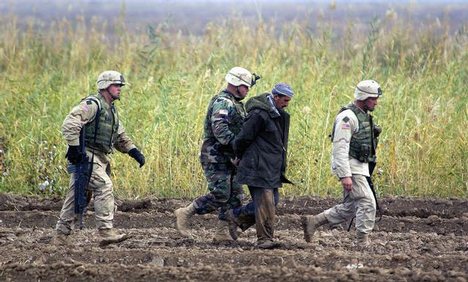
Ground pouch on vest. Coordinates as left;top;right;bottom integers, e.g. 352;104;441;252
359;144;371;162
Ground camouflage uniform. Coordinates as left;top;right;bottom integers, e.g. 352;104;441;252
194;90;246;219
56;93;137;234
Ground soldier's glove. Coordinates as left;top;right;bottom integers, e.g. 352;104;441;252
65;145;83;164
128;148;145;167
374;125;382;138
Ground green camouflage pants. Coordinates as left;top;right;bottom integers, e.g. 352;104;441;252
194;162;243;220
56;151;115;234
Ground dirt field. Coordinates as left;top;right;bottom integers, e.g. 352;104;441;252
0;193;466;281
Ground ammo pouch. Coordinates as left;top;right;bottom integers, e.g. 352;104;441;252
358;144;371;162
350;143;376;163
358;144;377;163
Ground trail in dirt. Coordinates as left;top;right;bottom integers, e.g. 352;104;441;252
0;194;466;281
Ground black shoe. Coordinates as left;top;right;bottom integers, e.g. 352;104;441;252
255;239;281;249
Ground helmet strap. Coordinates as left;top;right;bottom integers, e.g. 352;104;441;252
109;88;120;101
100;87;119;103
232;86;244;100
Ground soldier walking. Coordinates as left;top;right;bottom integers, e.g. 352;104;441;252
55;70;145;244
174;67;258;241
302;80;383;247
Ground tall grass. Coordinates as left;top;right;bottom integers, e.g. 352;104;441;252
0;11;466;199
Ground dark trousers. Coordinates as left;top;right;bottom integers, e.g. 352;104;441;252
233;186;279;241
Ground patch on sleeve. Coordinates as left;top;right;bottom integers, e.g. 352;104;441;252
342;116;350;122
218;109;228;116
341;123;351;129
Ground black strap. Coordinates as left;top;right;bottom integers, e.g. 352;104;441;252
87;98;101;171
83;98;101;208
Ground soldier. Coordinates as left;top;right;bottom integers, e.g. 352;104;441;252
55;70;146;244
302;80;382;247
226;83;294;249
174;67;258;241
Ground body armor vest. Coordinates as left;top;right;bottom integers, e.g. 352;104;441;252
84;94;119;154
333;103;377;163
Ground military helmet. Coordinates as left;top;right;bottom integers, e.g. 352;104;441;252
97;70;126;90
354;80;382;101
225;67;253;87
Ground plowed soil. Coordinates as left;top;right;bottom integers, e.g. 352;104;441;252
0;193;466;281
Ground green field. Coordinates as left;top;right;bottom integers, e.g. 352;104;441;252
0;1;467;198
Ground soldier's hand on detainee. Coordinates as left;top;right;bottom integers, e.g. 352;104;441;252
340;177;353;192
230;157;240;167
128;148;145;167
65;145;83;164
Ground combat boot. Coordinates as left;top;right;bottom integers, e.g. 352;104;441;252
356;232;371;248
174;203;196;239
99;228;129;246
301;213;328;242
52;230;70;245
225;209;240;240
212;220;232;242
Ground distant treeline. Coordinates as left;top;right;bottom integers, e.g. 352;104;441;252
1;0;466;37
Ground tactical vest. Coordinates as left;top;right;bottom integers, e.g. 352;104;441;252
332;103;377;163
84;94;119;154
203;90;246;139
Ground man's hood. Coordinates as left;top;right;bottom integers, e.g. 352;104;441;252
245;93;281;118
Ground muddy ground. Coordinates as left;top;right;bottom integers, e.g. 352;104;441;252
0;193;466;281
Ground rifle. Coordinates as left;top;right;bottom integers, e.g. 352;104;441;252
67;128;91;230
66;97;101;229
367;120;382;221
367;161;381;221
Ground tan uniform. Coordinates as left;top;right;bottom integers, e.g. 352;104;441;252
324;108;376;234
56;96;136;233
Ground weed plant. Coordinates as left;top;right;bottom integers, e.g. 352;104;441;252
0;12;466;199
